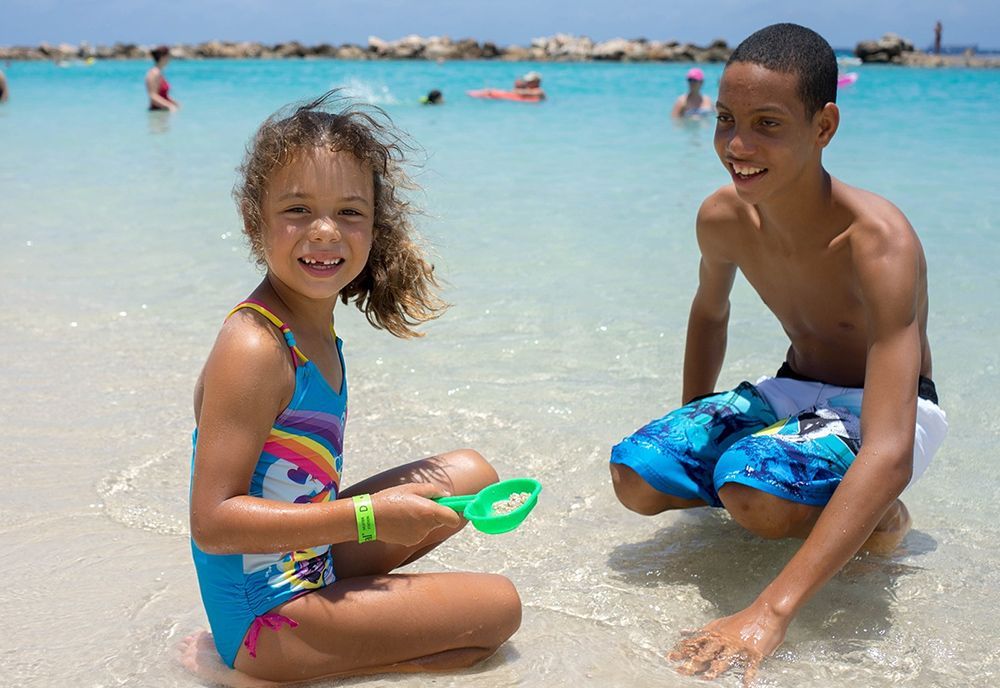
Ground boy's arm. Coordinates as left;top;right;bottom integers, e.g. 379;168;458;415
671;217;924;682
682;196;738;404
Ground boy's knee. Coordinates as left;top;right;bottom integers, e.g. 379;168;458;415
717;483;807;539
610;463;673;515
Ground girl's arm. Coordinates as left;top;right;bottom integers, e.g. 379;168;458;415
190;313;459;555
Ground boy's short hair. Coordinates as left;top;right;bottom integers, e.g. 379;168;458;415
727;23;837;117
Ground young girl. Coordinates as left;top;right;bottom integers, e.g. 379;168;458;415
184;92;522;684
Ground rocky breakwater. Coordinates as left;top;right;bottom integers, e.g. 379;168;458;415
0;34;732;62
855;33;1000;68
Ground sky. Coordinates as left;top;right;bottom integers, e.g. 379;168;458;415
2;0;997;51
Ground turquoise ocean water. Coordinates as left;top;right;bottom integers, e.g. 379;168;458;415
1;59;998;686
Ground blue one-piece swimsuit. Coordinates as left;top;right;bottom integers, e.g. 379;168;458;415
190;300;347;667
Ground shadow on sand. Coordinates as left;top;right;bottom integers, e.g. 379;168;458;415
606;508;937;643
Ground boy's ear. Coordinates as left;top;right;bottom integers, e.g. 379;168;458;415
815;102;840;148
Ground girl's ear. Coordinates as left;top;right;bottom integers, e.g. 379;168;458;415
815;102;839;148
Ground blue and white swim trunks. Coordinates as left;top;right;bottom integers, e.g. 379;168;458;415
610;364;948;507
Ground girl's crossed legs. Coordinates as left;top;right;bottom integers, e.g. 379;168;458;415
183;449;522;685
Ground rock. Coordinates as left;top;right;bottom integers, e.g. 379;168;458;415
335;44;368;60
2;33;993;66
272;41;307;58
533;34;594;61
390;34;426;59
592;38;633;61
855;33;915;63
367;36;390;56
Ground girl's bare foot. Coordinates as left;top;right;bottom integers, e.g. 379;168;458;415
177;630;278;688
861;500;911;555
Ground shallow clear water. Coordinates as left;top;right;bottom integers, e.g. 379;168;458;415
1;59;998;687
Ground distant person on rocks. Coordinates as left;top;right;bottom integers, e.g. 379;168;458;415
420;89;444;105
0;69;8;103
934;21;942;55
146;45;179;112
513;71;545;99
671;67;714;119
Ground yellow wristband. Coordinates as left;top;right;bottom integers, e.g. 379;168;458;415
352;494;376;543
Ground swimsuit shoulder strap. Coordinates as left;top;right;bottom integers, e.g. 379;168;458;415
227;299;310;366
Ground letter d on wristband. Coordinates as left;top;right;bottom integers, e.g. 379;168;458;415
352;494;376;543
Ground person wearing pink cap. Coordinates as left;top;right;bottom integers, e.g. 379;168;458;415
671;67;714;119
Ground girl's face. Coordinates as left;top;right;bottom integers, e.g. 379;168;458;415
259;147;375;302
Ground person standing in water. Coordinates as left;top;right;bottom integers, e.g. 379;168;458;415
146;45;179;112
0;69;8;103
671;67;714;119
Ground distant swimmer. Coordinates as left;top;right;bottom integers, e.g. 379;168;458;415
0;69;8;103
671;67;714;119
513;71;546;100
420;89;444;105
146;45;179;112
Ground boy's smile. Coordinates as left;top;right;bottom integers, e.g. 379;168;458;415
713;62;835;205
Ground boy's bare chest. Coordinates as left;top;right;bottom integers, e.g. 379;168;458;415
736;244;864;336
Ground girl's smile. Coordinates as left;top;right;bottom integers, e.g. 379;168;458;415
260;147;375;301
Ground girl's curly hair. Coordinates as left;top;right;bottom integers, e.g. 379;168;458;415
234;90;447;338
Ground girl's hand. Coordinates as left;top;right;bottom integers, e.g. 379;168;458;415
368;483;463;546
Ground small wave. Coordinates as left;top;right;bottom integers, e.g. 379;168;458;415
99;447;189;536
336;77;399;105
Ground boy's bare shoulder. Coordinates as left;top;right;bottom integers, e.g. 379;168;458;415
835;179;920;256
696;185;757;252
697;185;753;226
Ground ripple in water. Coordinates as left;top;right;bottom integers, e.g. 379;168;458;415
99;447;190;536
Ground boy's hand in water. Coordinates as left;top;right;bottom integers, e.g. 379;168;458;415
369;483;462;546
668;599;789;686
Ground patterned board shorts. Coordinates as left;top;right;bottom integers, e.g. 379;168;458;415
610;372;948;507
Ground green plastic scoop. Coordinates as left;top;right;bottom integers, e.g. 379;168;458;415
433;477;542;534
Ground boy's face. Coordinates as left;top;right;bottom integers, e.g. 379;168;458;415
713;62;836;205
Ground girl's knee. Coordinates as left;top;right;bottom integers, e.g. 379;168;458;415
441;448;499;489
480;574;522;644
